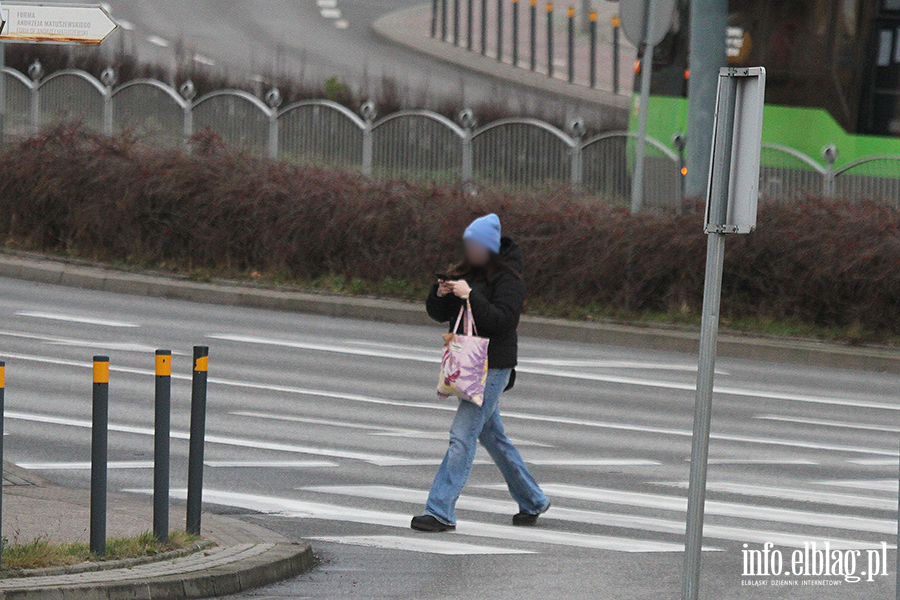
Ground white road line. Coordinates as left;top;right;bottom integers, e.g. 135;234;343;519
320;8;341;19
146;35;170;47
16;461;153;470
528;459;660;466
233;411;552;447
334;19;349;29
193;54;216;67
849;459;899;466
15;312;138;328
757;414;900;433
311;535;534;555
304;485;891;549
699;459;819;465
4;352;897;458
118;20;135;31
0;330;167;353
5;410;412;466
519;358;724;373
518;484;896;535
657;482;898;512
316;0;338;7
814;480;897;493
125;488;693;553
204;460;337;468
207;335;897;412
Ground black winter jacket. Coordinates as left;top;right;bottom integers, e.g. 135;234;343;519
425;237;525;371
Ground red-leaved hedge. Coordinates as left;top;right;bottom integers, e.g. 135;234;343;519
2;126;900;335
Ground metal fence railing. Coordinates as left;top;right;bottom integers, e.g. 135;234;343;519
4;64;900;209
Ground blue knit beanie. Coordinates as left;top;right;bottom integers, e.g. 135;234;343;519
463;213;502;254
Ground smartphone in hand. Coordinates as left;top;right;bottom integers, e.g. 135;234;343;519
435;273;449;281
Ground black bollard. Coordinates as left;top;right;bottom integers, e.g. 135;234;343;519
153;350;171;544
186;346;209;536
90;356;109;556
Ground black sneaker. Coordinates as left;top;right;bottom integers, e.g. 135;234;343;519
411;515;455;532
512;501;551;526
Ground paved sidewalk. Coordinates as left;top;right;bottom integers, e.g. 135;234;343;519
0;463;315;599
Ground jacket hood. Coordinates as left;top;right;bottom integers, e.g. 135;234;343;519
499;236;523;275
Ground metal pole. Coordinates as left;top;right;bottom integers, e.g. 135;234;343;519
0;44;6;146
90;356;109;556
580;0;592;31
453;0;460;44
0;361;5;567
630;0;659;214
481;0;488;55
432;0;439;37
589;11;597;88
686;0;727;197
497;0;504;61
567;6;575;83
186;346;209;536
467;0;474;49
612;16;620;94
530;0;537;70
682;74;736;600
547;3;554;78
153;350;171;544
512;0;520;66
441;0;448;40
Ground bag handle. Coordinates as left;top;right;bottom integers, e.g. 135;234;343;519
451;299;478;337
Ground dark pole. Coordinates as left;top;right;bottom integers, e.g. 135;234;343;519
153;350;171;544
90;356;109;556
496;0;504;62
186;346;209;536
567;5;575;83
431;0;438;37
589;10;597;87
467;0;474;49
453;0;460;44
512;0;520;66
612;15;620;95
547;3;554;79
441;0;448;40
481;0;488;55
530;0;537;70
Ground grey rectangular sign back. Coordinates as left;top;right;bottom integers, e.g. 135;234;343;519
704;67;766;235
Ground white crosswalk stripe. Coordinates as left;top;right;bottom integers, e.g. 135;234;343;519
657;481;897;511
309;535;535;555
304;485;891;549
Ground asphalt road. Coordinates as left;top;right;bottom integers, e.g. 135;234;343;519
98;0;616;124
0;276;898;599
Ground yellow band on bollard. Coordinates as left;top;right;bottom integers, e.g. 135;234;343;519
93;360;109;384
612;15;620;27
0;364;5;389
590;11;597;22
194;356;209;372
547;2;553;11
567;6;574;17
156;354;171;377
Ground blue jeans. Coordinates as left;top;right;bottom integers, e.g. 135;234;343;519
425;368;549;526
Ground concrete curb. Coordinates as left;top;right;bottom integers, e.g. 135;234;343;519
0;543;315;600
371;5;630;119
1;252;898;373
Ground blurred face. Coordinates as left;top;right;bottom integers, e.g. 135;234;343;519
465;239;491;267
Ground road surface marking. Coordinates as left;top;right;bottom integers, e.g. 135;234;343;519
4;410;412;466
233;411;551;447
17;461;153;470
125;488;694;553
316;0;338;6
756;414;900;433
304;485;891;548
118;20;135;31
5;352;897;457
698;459;818;465
207;334;897;412
204;460;338;468
310;535;534;555
656;481;897;511
814;480;897;492
527;458;660;466
849;458;899;466
146;35;170;47
334;19;349;29
518;358;725;373
509;484;897;535
320;8;341;19
0;330;164;353
193;54;216;67
15;312;138;328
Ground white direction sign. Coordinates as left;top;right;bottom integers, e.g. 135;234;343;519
0;2;117;45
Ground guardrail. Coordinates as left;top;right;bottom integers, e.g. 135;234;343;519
3;63;900;208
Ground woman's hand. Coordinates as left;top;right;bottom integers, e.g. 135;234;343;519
448;280;472;299
436;281;454;297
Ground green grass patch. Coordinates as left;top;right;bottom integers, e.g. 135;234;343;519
2;531;201;571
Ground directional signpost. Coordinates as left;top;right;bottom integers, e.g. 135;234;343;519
681;67;766;600
619;0;676;213
0;2;116;142
0;2;116;44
